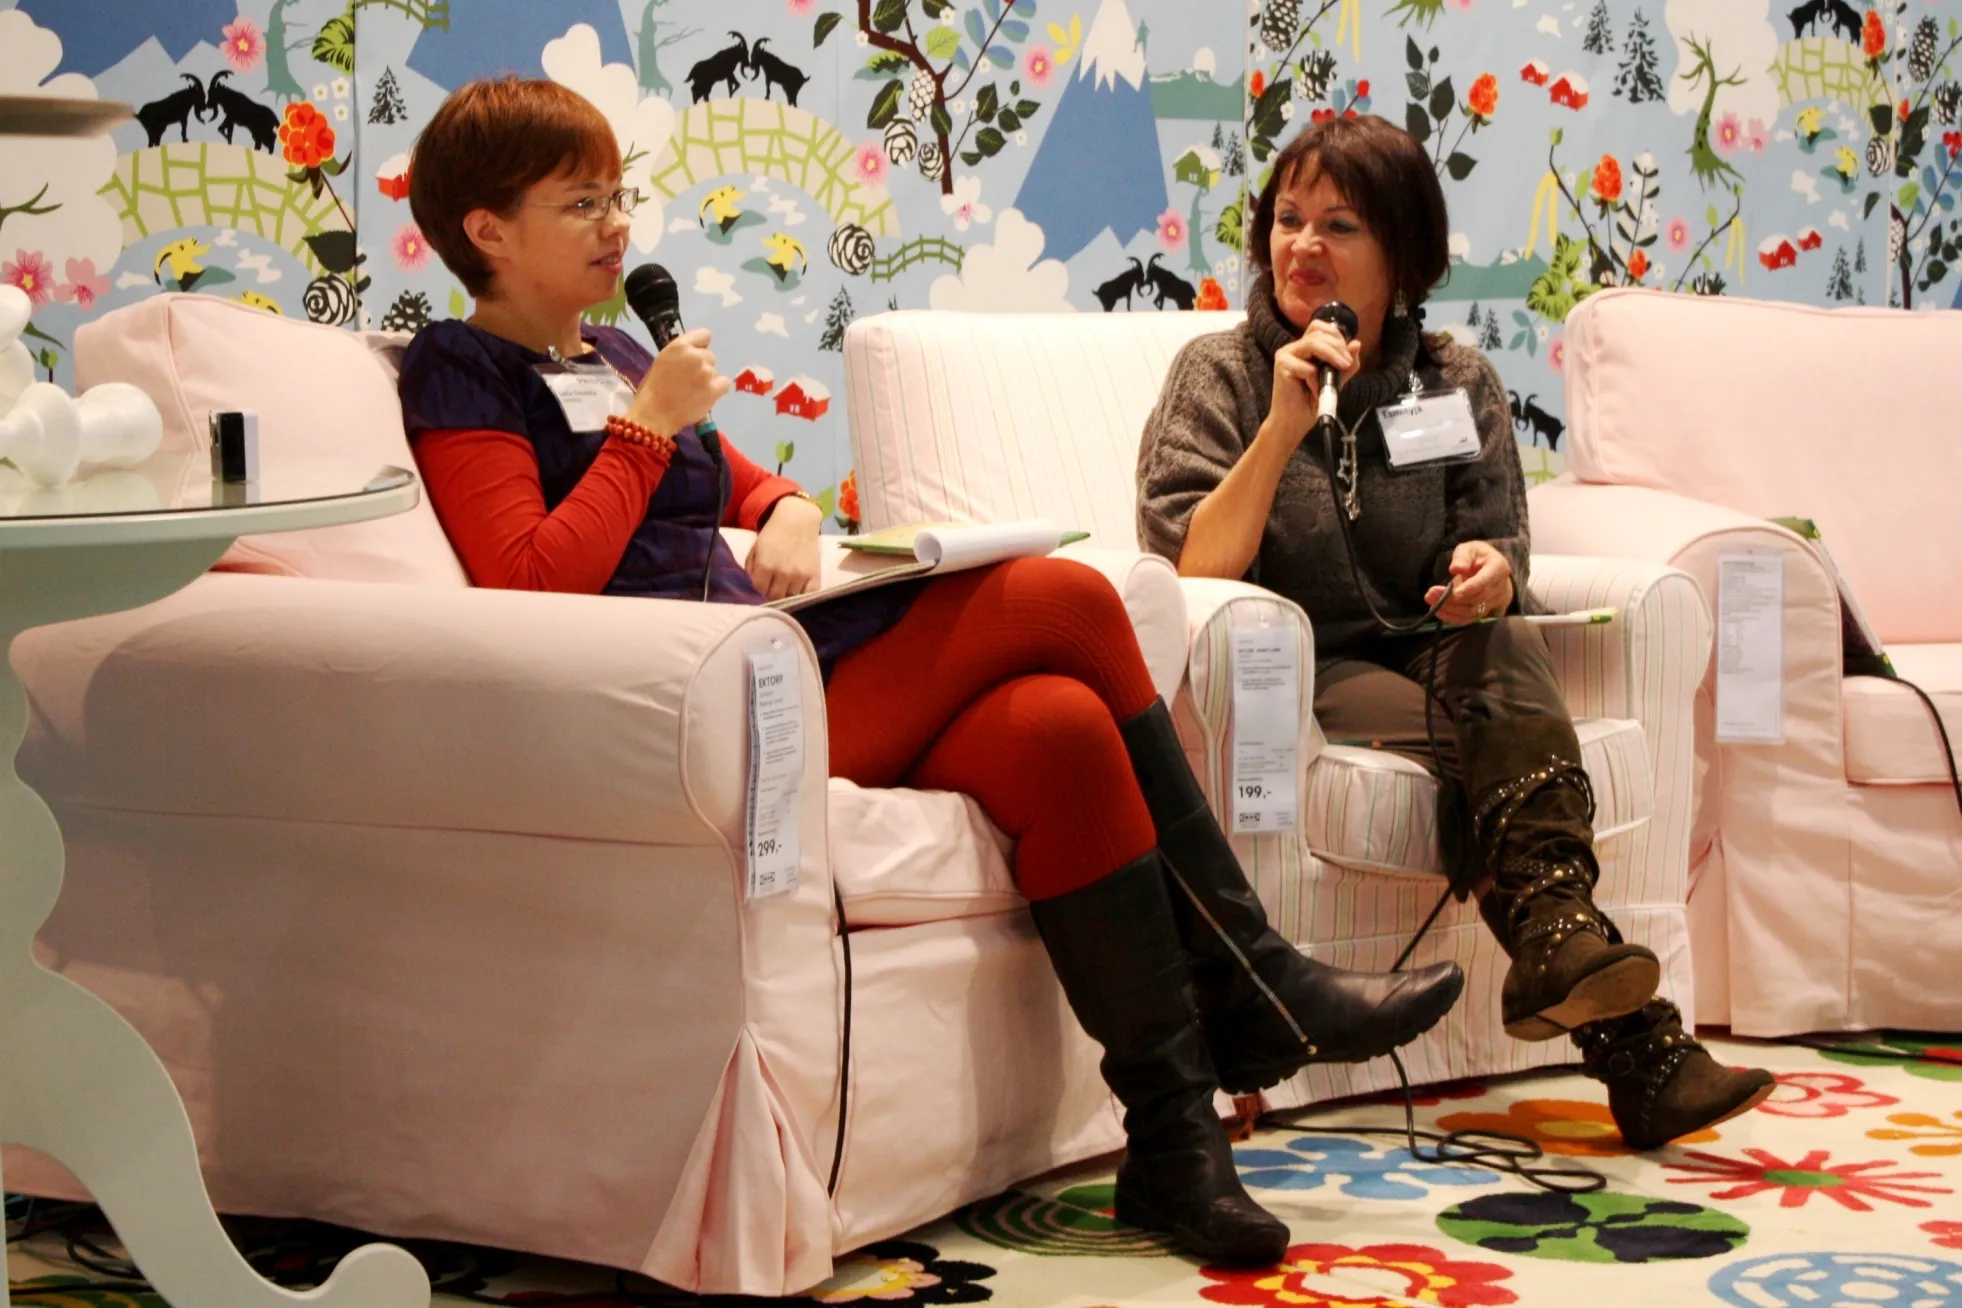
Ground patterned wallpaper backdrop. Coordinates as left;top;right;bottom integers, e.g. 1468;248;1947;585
6;0;1958;518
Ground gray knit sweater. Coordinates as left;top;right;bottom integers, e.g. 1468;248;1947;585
1136;274;1530;655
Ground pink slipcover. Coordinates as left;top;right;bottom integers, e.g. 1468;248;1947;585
1843;645;1962;785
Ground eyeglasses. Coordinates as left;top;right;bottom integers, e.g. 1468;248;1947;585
534;187;644;222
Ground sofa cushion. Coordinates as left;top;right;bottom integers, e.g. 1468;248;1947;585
74;295;466;587
1305;716;1652;877
829;779;1021;927
1843;644;1962;786
1563;290;1962;644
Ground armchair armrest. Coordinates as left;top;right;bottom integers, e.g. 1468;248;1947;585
14;570;827;854
1172;577;1320;815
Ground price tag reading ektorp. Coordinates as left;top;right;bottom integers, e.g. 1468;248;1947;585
1378;389;1482;470
1230;628;1300;835
746;648;804;900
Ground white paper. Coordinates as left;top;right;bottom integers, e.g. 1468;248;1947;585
1378;390;1482;469
746;648;804;899
911;519;1065;571
1715;550;1785;745
1230;627;1300;834
540;368;634;433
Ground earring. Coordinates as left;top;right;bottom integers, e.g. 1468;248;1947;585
1392;291;1409;319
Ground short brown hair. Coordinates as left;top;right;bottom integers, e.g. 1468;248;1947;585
1249;115;1450;311
409;77;620;297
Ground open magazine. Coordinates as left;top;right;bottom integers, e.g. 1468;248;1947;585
1770;516;1896;679
766;520;1090;613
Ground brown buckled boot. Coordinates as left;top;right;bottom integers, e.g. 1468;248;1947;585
1465;718;1661;1041
1574;999;1776;1150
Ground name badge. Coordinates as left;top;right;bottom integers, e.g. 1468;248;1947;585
538;362;634;433
1377;388;1481;470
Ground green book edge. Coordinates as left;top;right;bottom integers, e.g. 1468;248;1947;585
840;526;1092;556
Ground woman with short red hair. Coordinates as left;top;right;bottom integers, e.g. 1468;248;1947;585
396;77;1463;1264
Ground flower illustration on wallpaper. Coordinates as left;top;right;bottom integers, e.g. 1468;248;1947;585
220;17;266;72
1025;47;1054;88
853;142;888;187
391;224;431;272
3;250;54;309
1667;216;1692;251
1869;1110;1962;1157
1759;1071;1899;1119
52;258;107;310
1863;7;1887;60
1825;144;1862;194
1713;112;1742;156
280;101;338;172
1590;154;1623;205
1794;106;1836;154
1438;1098;1715;1159
807;1239;995;1305
1197;276;1229;310
1467;72;1499;123
1200;1243;1517;1308
1549;338;1566;371
1157;208;1187;253
1928;1221;1962;1251
1235;1135;1495;1200
941;177;990;232
1666;1147;1951;1211
786;0;817;13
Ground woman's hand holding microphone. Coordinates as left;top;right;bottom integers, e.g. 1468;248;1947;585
625;327;729;440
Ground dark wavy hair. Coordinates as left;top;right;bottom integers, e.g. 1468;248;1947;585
1248;115;1451;312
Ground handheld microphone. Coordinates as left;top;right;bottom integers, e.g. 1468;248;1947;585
1309;300;1360;426
623;263;721;462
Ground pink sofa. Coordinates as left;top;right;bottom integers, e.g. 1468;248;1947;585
1530;289;1962;1037
4;294;1201;1295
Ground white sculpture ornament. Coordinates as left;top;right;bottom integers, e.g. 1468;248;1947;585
0;285;164;488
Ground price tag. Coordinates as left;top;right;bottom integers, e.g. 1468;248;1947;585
1377;389;1482;469
746;647;804;900
1230;627;1300;834
1715;550;1785;745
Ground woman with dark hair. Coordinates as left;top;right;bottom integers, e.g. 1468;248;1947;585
1136;115;1773;1149
393;78;1464;1264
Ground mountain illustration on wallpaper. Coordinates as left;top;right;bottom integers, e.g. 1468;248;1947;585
1012;0;1169;265
19;0;235;78
1429;253;1553;302
1149;70;1246;121
408;0;633;88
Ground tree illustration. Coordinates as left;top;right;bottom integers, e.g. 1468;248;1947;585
368;67;407;125
839;0;1046;196
1613;9;1665;104
1678;34;1745;189
1480;307;1503;350
1223;130;1247;177
1582;1;1613;56
1828;245;1854;300
818;285;854;352
263;0;311;101
635;0;698;98
1465;299;1481;329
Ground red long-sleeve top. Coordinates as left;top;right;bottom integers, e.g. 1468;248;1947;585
411;427;801;593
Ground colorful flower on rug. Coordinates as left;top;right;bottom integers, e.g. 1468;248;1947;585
1869;1110;1962;1157
1665;1147;1952;1212
1760;1071;1900;1118
1927;1221;1962;1251
7;1276;167;1305
1709;1252;1962;1307
1199;1242;1516;1307
1355;1077;1489;1109
1819;1035;1962;1083
1434;1098;1716;1157
807;1240;995;1305
1435;1191;1749;1264
954;1183;1177;1258
1234;1135;1496;1200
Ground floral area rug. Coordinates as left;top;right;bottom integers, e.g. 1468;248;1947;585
8;1033;1960;1308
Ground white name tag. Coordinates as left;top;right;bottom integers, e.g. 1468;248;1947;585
1715;550;1786;745
1378;389;1482;469
746;648;804;900
1230;627;1300;835
540;365;634;433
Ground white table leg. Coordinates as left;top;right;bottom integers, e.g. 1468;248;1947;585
0;540;430;1308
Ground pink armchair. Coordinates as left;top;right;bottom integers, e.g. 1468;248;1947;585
1529;288;1962;1037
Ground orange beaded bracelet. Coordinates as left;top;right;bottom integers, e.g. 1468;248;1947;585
604;414;676;458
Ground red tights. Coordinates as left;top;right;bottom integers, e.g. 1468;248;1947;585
826;557;1161;901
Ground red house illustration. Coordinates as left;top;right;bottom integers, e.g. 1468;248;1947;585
1797;227;1823;252
1549;72;1589;109
735;365;776;396
776;377;831;421
1758;235;1799;270
1521;59;1551;87
375;152;411;202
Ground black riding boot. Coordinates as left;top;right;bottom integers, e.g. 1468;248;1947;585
1464;717;1661;1041
1574;999;1775;1150
1118;701;1465;1094
1029;853;1289;1265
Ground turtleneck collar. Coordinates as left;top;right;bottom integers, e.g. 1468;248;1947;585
1246;271;1423;425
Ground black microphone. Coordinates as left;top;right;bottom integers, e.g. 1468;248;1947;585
1310;300;1360;426
623;263;722;462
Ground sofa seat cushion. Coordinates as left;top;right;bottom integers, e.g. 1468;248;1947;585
1305;716;1653;877
829;779;1021;927
1844;644;1962;785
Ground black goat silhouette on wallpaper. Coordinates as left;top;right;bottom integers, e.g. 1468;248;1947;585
688;33;750;103
135;73;206;147
203;71;280;153
746;39;808;107
1509;390;1565;451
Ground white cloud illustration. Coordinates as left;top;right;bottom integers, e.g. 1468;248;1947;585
695;265;741;306
767;194;808;227
1792;170;1820;203
929;209;1073;313
543;23;675;254
0;10;124;287
1538;15;1562;36
756;313;788;337
1665;0;1781;130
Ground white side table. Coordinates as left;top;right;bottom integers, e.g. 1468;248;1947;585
0;454;430;1307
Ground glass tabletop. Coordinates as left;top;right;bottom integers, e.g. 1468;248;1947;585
0;453;414;520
